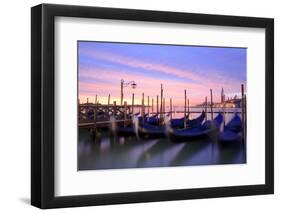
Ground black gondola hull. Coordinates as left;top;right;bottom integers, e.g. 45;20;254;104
168;129;215;143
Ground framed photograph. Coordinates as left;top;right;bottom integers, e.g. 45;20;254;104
31;4;274;209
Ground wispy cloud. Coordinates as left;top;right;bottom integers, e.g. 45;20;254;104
79;67;241;105
79;48;244;90
78;43;246;105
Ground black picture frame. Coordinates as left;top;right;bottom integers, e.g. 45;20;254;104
31;3;274;209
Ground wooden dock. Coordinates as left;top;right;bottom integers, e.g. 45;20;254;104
79;119;132;128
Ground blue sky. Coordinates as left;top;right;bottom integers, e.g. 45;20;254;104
78;41;246;105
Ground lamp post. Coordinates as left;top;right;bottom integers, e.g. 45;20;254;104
120;79;137;106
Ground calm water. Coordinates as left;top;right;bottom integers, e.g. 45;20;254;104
78;111;246;170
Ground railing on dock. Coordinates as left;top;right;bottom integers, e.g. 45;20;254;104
78;105;244;129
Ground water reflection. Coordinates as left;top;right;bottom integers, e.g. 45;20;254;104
78;128;246;170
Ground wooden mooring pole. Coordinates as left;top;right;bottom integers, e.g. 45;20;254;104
120;80;124;106
152;98;154;114
131;93;135;115
222;88;226;127
160;84;163;121
148;96;150;116
107;94;110;118
188;98;190;116
184;89;187;128
244;94;247;141
124;101;127;127
163;98;166;115
210;89;213;120
113;101;117;116
142;93;145;122
163;98;166;116
170;98;172;119
205;96;208;121
94;95;98;130
241;84;245;143
156;95;159;115
244;95;247;132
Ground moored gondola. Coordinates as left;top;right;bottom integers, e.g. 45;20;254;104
168;113;223;142
146;113;160;125
112;112;142;136
186;111;206;128
170;111;205;129
170;115;189;128
137;114;169;139
218;113;242;146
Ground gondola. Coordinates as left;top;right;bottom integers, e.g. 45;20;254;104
113;113;143;136
168;113;223;142
170;111;205;129
146;113;160;125
137;113;168;138
218;113;242;145
170;115;189;128
186;111;206;128
138;123;167;139
146;113;173;126
138;111;206;139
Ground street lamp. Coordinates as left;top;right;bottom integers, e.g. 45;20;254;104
121;79;137;105
121;79;137;88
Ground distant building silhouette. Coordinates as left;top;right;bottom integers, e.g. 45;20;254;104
196;96;242;108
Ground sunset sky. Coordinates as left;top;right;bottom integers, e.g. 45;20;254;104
78;41;246;106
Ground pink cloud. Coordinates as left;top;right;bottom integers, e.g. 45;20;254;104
79;68;235;105
79;48;243;90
